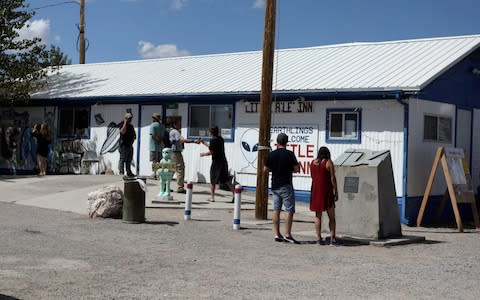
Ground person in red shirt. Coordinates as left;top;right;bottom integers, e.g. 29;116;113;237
310;146;339;246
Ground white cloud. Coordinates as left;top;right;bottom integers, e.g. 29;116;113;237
16;19;51;44
171;0;188;11
138;41;191;59
253;0;265;9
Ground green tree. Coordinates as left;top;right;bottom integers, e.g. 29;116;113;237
0;0;70;105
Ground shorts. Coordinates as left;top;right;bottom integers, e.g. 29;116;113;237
150;151;162;162
272;184;295;213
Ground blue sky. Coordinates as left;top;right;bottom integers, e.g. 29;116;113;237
22;0;480;64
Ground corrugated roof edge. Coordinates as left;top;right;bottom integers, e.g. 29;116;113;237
60;34;480;68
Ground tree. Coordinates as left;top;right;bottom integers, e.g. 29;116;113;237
0;0;70;105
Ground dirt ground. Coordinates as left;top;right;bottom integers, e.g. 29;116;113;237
1;195;480;299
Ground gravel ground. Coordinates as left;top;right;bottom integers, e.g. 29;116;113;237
1;197;480;300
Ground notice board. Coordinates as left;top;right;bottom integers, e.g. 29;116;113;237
416;147;479;232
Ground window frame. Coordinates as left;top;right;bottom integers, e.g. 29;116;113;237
326;108;362;144
188;103;234;142
57;106;91;139
423;113;452;143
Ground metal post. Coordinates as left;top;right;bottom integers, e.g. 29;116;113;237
184;181;193;220
233;185;242;230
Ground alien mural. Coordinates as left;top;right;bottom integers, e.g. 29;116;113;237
239;128;259;173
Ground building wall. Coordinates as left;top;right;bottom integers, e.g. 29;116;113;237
473;108;480;193
89;104;139;174
225;99;405;194
0;106;56;173
407;98;456;197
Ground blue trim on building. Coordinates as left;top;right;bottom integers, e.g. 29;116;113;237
405;195;480;226
27;90;411;107
454;107;458;146
419;47;480;109
469;110;474;171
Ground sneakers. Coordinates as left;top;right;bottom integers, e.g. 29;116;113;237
177;188;186;194
330;239;339;247
274;235;284;242
283;236;300;244
316;239;326;245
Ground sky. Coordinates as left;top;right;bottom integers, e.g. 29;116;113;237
21;0;480;64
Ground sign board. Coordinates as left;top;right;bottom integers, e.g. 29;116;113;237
235;124;318;176
417;147;479;232
444;147;467;185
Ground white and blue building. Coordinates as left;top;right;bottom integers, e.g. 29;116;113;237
1;34;480;225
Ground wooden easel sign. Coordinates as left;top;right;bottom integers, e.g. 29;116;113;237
416;147;480;232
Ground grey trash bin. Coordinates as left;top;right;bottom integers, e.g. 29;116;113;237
123;177;146;223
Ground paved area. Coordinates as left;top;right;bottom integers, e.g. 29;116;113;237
0;174;424;245
0;174;283;218
1;175;480;299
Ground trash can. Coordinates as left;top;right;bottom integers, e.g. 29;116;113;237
123;177;146;223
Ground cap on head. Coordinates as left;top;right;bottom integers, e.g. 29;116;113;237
152;113;161;121
277;133;288;145
124;112;133;119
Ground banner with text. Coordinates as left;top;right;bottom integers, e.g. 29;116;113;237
235;124;318;176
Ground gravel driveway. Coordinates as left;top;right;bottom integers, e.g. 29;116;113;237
1;175;480;299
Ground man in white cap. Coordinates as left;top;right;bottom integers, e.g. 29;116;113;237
119;112;136;177
149;112;165;179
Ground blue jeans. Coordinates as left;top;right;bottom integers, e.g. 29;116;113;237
272;184;295;213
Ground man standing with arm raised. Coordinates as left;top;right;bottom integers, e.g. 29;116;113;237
119;113;136;178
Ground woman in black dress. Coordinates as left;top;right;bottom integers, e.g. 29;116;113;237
200;126;235;202
33;123;52;176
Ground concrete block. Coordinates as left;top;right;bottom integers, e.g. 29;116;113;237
332;149;402;239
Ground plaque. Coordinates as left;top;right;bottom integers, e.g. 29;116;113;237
344;176;359;193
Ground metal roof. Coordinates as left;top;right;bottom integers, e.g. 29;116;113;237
32;35;480;99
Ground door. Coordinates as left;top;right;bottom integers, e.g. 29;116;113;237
139;105;163;176
456;108;472;166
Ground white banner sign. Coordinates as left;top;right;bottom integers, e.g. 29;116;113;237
235;124;318;176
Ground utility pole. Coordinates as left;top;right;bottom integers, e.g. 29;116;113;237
79;0;86;64
255;0;276;220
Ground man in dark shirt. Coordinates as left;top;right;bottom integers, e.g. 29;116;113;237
264;133;300;244
200;126;234;202
119;113;136;177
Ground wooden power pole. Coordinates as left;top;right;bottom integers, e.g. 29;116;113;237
79;0;86;64
255;0;276;220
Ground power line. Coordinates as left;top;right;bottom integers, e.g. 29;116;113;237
32;1;79;11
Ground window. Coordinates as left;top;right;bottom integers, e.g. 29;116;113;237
423;114;452;143
326;108;361;143
189;104;234;140
58;106;90;138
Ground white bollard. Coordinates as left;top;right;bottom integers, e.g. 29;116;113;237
233;184;242;230
184;181;193;220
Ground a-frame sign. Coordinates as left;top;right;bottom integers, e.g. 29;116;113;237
416;147;480;232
